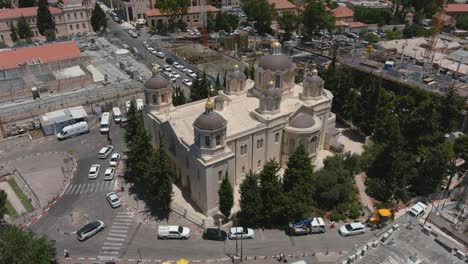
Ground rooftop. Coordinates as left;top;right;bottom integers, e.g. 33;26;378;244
0;41;81;69
445;4;468;13
331;6;354;18
39;106;87;126
151;81;331;146
0;6;62;20
268;0;298;10
146;5;218;17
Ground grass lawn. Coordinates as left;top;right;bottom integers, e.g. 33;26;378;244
7;179;34;213
5;199;18;219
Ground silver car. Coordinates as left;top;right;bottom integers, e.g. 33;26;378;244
98;145;114;159
77;220;105;241
103;167;115;181
88;164;100;179
106;192;121;208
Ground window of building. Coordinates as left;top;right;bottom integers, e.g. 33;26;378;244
288;139;295;155
82;23;86;28
257;139;263;149
161;93;166;103
205;136;210;147
70;24;73;30
55;28;58;33
242;166;245;173
67;14;71;19
0;35;3;41
76;23;80;29
257;160;261;167
80;12;83;19
275;75;281;87
275;133;280;143
241;144;247;155
74;13;77;19
152;94;157;104
216;135;221;146
218;171;223;182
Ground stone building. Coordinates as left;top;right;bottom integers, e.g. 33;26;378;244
143;41;338;216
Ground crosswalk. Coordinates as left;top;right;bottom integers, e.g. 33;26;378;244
63;180;117;195
98;211;134;260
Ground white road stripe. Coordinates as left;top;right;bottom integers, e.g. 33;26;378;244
96;182;102;192
116;211;132;215
64;185;74;195
90;183;97;192
74;184;83;194
100;181;108;191
107;180;114;190
108;233;127;238
106;237;125;241
69;185;78;195
114;218;132;222
80;184;88;194
111;225;131;229
115;214;133;218
101;246;121;250
104;242;123;246
99;251;119;255
110;229;129;233
84;183;91;193
112;222;132;226
98;256;115;260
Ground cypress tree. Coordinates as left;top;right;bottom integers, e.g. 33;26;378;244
91;2;107;32
37;0;56;41
10;23;18;43
124;99;140;144
218;172;233;218
16;16;33;42
239;171;262;226
18;0;34;7
259;160;286;226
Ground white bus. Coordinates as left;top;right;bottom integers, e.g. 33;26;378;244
100;112;111;134
112;107;122;123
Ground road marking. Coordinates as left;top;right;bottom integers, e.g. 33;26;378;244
98;256;116;260
104;242;123;246
96;182;103;192
79;183;87;194
106;237;125;241
99;250;120;255
102;246;121;250
114;219;133;223
90;182;97;192
116;211;132;215
115;214;133;218
112;222;132;226
107;180;114;190
111;225;131;229
108;233;127;238
74;184;83;194
65;185;75;195
110;229;129;233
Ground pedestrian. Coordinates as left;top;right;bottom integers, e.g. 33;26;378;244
64;248;70;258
330;221;335;229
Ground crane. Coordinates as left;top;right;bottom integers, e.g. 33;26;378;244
422;0;448;73
200;0;208;46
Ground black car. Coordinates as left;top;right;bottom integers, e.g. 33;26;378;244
202;228;227;241
166;58;174;65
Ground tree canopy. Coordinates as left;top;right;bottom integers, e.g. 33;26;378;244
278;11;299;41
18;0;34;8
242;0;275;34
37;0;56;41
301;0;335;37
0;225;56;263
0;190;6;219
0;0;10;9
155;0;190;18
218;172;233;218
91;3;107;32
16;16;33;42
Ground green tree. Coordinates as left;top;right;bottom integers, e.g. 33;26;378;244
190;71;210;101
364;32;379;43
354;7;393;26
278;11;299;41
259;160;286;226
172;86;187;106
124;99;139;144
16;16;33;42
143;141;175;218
456;15;468;30
0;190;6;219
218;172;233;218
302;0;335;37
0;0;10;9
155;0;190;19
0;225;56;263
455;134;468;160
242;0;275;34
215;12;229;32
436;88;464;133
238;171;262;226
385;29;402;40
37;0;56;41
91;2;107;32
18;0;34;7
10;23;18;43
282;144;315;221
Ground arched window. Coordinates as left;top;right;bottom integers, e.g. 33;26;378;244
299;138;308;151
257;160;261;167
275;132;280;143
152;94;157;104
310;136;318;153
242;166;245;174
218;171;223;183
274;98;281;110
275;74;281;88
216;135;221;146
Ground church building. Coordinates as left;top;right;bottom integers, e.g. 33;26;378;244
143;40;338;216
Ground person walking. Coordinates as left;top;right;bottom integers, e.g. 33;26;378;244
64;248;70;258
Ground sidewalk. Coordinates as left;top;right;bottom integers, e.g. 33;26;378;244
354;172;375;213
0;181;27;215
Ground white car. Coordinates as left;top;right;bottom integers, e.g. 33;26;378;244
174;62;183;69
151;50;158;55
103;167;115;181
106;192;121;208
77;220;105;241
163;65;172;72
98;145;114;159
148;47;155;52
339;222;367;237
109;153;121;167
182;79;192;86
156;52;165;58
179;65;186;72
171;72;180;79
228;227;254;240
186;69;197;78
158;225;191;240
88;164;100;179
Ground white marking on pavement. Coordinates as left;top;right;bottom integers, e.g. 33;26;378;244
100;250;119;255
116;211;132;215
115;214;133;218
64;185;74;195
111;222;132;227
106;237;125;241
98;256;116;260
90;183;97;192
101;246;121;250
108;233;127;238
104;242;123;246
79;184;88;194
114;218;132;222
96;182;103;192
110;229;129;233
107;180;114;190
74;184;83;194
111;225;131;229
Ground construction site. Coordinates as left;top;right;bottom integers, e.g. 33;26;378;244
0;37;151;138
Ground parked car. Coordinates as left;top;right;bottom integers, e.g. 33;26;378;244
148;47;155;52
202;228;227;241
109;153;121;167
88;164;100;179
186;69;197;78
171;72;180;79
77;220;105;241
103;168;115;181
156;52;165;58
158;225;190;240
106;192;121;208
338;222;367;237
182;79;192;86
228;227;254;240
165;58;174;65
179;65;186;72
98;145;114;159
163;65;172;72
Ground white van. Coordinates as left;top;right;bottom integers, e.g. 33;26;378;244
136;99;144;111
57;121;89;140
112;107;122;124
100;112;111;134
158;225;190;240
408;202;427;219
310;217;326;233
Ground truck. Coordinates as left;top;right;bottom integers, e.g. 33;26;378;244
287;217;326;236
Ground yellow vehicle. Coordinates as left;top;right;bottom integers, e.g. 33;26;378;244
367;209;394;230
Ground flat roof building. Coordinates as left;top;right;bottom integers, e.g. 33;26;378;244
39;106;88;136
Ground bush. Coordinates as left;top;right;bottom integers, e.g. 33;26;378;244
329;211;345;222
349;208;361;219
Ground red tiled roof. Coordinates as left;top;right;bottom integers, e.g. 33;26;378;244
335;20;349;27
146;5;219;17
0;7;62;21
348;21;367;28
0;41;81;69
268;0;297;10
445;4;468;13
331;6;354;18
